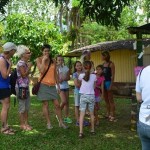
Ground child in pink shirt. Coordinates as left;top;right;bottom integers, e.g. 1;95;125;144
94;65;105;125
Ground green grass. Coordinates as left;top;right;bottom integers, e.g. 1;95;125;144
0;95;141;150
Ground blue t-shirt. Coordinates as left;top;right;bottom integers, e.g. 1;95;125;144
0;55;10;89
73;72;80;94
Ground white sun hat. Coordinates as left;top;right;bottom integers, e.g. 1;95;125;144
2;42;17;51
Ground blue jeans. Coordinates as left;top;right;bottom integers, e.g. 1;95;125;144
137;121;150;150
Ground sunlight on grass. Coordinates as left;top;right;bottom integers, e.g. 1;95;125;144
104;133;117;138
22;129;39;135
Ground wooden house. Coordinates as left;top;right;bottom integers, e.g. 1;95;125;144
66;39;150;96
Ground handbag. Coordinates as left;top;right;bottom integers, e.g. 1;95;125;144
32;61;51;95
18;87;29;99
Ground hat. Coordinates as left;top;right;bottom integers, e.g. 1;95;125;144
2;42;17;52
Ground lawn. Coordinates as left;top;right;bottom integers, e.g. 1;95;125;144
0;94;141;150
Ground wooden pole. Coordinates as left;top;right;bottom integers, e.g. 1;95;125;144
136;33;143;66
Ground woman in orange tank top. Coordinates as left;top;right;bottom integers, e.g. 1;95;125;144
36;44;67;129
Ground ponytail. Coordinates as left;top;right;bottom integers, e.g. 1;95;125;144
83;70;90;81
83;61;92;82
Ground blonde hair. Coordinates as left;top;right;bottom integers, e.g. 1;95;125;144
17;45;29;57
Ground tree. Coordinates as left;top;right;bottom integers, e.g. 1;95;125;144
52;0;131;28
3;14;63;61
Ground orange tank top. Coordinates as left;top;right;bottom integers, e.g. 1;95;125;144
40;64;56;86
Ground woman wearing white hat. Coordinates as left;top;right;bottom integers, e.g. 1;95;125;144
15;45;32;131
0;42;17;135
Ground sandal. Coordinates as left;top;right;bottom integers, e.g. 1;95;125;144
59;123;68;129
79;133;84;139
90;131;96;135
25;125;32;131
1;127;15;135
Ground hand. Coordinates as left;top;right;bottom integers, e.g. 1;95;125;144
7;59;12;67
108;85;112;91
57;86;61;94
42;55;49;63
59;78;63;83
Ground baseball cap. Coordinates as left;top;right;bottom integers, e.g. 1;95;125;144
2;42;17;52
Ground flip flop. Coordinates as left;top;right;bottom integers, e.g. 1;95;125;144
79;133;84;139
1;128;15;135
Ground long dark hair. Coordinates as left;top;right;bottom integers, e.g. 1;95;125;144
83;61;92;82
74;61;82;73
101;51;110;62
96;65;104;76
41;44;53;65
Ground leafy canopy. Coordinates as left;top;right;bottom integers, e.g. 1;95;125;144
4;14;62;61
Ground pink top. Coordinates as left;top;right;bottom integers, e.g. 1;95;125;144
94;75;105;97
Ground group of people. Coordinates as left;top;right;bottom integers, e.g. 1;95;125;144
0;42;116;138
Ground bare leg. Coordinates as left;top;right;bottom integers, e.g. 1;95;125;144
104;90;110;116
79;111;85;134
75;106;79;122
108;91;115;118
64;90;69;118
59;91;67;113
1;97;10;129
53;99;67;128
42;101;51;125
89;111;95;132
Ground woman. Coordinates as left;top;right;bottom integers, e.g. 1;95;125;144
101;51;116;121
36;44;67;129
0;42;17;134
16;45;32;131
80;50;95;73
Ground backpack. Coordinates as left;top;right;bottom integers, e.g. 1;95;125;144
10;68;17;95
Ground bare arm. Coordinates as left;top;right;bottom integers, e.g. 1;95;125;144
101;80;104;99
136;92;142;102
36;57;46;74
74;78;81;88
110;62;115;83
0;59;11;79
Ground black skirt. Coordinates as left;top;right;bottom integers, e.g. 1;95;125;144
0;88;11;100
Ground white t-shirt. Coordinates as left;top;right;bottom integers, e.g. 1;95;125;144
58;65;69;89
79;73;96;94
136;66;150;125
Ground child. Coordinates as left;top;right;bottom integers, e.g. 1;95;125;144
94;65;105;126
56;55;72;124
78;61;96;138
73;61;82;126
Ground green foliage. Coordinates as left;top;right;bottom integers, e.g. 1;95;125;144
0;0;10;13
4;14;63;61
0;96;141;150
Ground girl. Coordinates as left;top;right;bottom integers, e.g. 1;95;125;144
101;51;116;122
73;61;82;126
94;65;105;126
36;44;67;129
78;61;96;138
16;45;32;131
56;55;72;124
